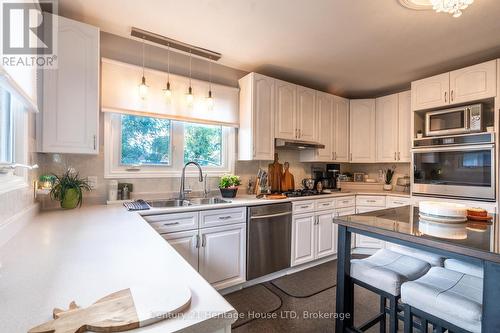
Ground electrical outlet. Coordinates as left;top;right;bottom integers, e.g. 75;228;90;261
87;176;98;190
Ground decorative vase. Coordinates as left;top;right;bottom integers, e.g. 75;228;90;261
61;188;80;209
383;184;393;191
220;187;238;198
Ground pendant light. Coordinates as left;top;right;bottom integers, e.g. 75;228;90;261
163;42;172;99
206;56;214;109
138;37;148;100
186;49;194;105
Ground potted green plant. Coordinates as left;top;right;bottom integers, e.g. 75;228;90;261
384;166;395;191
50;170;91;209
218;174;241;198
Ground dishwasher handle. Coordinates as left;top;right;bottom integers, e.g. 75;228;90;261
250;211;292;220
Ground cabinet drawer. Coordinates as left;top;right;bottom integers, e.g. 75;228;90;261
199;207;247;228
335;196;356;208
386;196;410;208
293;200;315;213
356;195;386;207
315;198;335;211
335;207;356;217
144;211;199;233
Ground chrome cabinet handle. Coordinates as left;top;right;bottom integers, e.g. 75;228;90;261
195;234;200;248
300;205;310;209
367;200;377;203
93;135;97;150
398;152;401;161
163;222;180;226
451;90;454;102
321;203;330;206
444;91;447;103
218;216;232;220
201;234;206;247
394;152;397;160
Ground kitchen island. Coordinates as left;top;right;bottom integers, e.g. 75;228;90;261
333;205;500;333
0;205;237;333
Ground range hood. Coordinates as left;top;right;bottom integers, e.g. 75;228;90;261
275;138;325;150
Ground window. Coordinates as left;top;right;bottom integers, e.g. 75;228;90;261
0;89;13;163
105;113;234;178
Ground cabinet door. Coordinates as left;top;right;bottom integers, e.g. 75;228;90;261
162;230;199;271
291;213;315;266
315;210;336;259
199;223;246;290
42;15;99;154
275;80;297;140
333;96;350;162
397;91;412;162
297;86;317;141
449;60;497;104
376;94;399;162
349;99;376;162
411;73;450;111
314;92;334;160
355;207;385;248
253;74;275;160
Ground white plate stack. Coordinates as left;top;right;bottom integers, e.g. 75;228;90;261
418;201;468;224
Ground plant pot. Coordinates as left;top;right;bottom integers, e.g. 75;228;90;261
383;184;393;191
61;188;80;209
220;187;238;198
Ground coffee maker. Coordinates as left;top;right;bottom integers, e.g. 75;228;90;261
312;164;341;191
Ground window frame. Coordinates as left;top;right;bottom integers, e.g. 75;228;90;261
104;113;235;178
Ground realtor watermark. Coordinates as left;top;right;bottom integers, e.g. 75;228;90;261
1;0;58;68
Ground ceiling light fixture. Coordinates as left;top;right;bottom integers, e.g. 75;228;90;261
186;49;194;106
138;38;148;100
207;56;214;110
430;0;474;18
163;42;172;99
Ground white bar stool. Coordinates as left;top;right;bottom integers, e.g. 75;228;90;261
401;260;483;333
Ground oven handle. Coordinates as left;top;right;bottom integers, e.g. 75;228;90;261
465;107;470;129
412;144;494;153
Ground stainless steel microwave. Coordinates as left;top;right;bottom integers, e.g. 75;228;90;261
425;104;482;137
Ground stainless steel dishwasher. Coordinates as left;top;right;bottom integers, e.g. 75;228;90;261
247;202;292;280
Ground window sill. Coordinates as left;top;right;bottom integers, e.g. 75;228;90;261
0;175;29;195
104;169;233;179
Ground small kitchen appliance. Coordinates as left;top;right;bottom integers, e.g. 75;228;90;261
425;104;483;137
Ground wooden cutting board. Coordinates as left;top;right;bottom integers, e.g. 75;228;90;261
281;162;294;192
28;285;191;333
268;153;283;193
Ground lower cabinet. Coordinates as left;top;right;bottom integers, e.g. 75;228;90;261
292;209;337;266
355;206;386;249
162;222;246;290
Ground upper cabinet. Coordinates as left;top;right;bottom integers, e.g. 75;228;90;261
350;99;376;163
411;60;497;111
238;73;275;160
375;91;411;163
449;60;497;104
38;15;100;154
296;86;317;141
333;96;350;162
275;80;297;140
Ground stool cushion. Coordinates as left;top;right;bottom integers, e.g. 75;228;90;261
401;267;482;333
444;259;484;278
387;243;445;267
350;249;431;296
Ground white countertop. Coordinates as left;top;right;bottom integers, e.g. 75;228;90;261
0;205;237;333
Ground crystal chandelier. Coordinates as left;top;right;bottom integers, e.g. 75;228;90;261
430;0;474;17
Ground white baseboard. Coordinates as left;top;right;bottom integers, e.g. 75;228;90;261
0;203;39;247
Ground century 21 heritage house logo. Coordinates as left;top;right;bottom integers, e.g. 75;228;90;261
1;0;58;68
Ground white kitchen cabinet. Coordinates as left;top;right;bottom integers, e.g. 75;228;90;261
296;86;317;141
238;73;275;160
38;15;99;154
315;210;336;259
397;91;412;162
411;72;450;111
199;223;246;290
350;99;376;162
376;94;399;162
162;230;199;271
300;91;333;162
291;213;316;266
449;60;497;104
375;91;411;163
275;80;297;140
386;196;411;208
333;96;350;162
355;203;386;249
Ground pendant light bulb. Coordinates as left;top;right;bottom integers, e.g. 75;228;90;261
139;76;148;100
207;90;214;109
206;56;214;110
186;86;194;105
164;43;172;100
163;81;172;98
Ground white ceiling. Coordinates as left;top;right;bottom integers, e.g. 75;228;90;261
58;0;500;98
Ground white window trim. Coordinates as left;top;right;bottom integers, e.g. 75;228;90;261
0;98;29;195
104;113;235;179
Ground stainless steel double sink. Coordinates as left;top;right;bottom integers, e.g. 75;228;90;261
146;197;230;208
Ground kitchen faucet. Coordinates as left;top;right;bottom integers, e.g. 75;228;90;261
179;161;204;200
